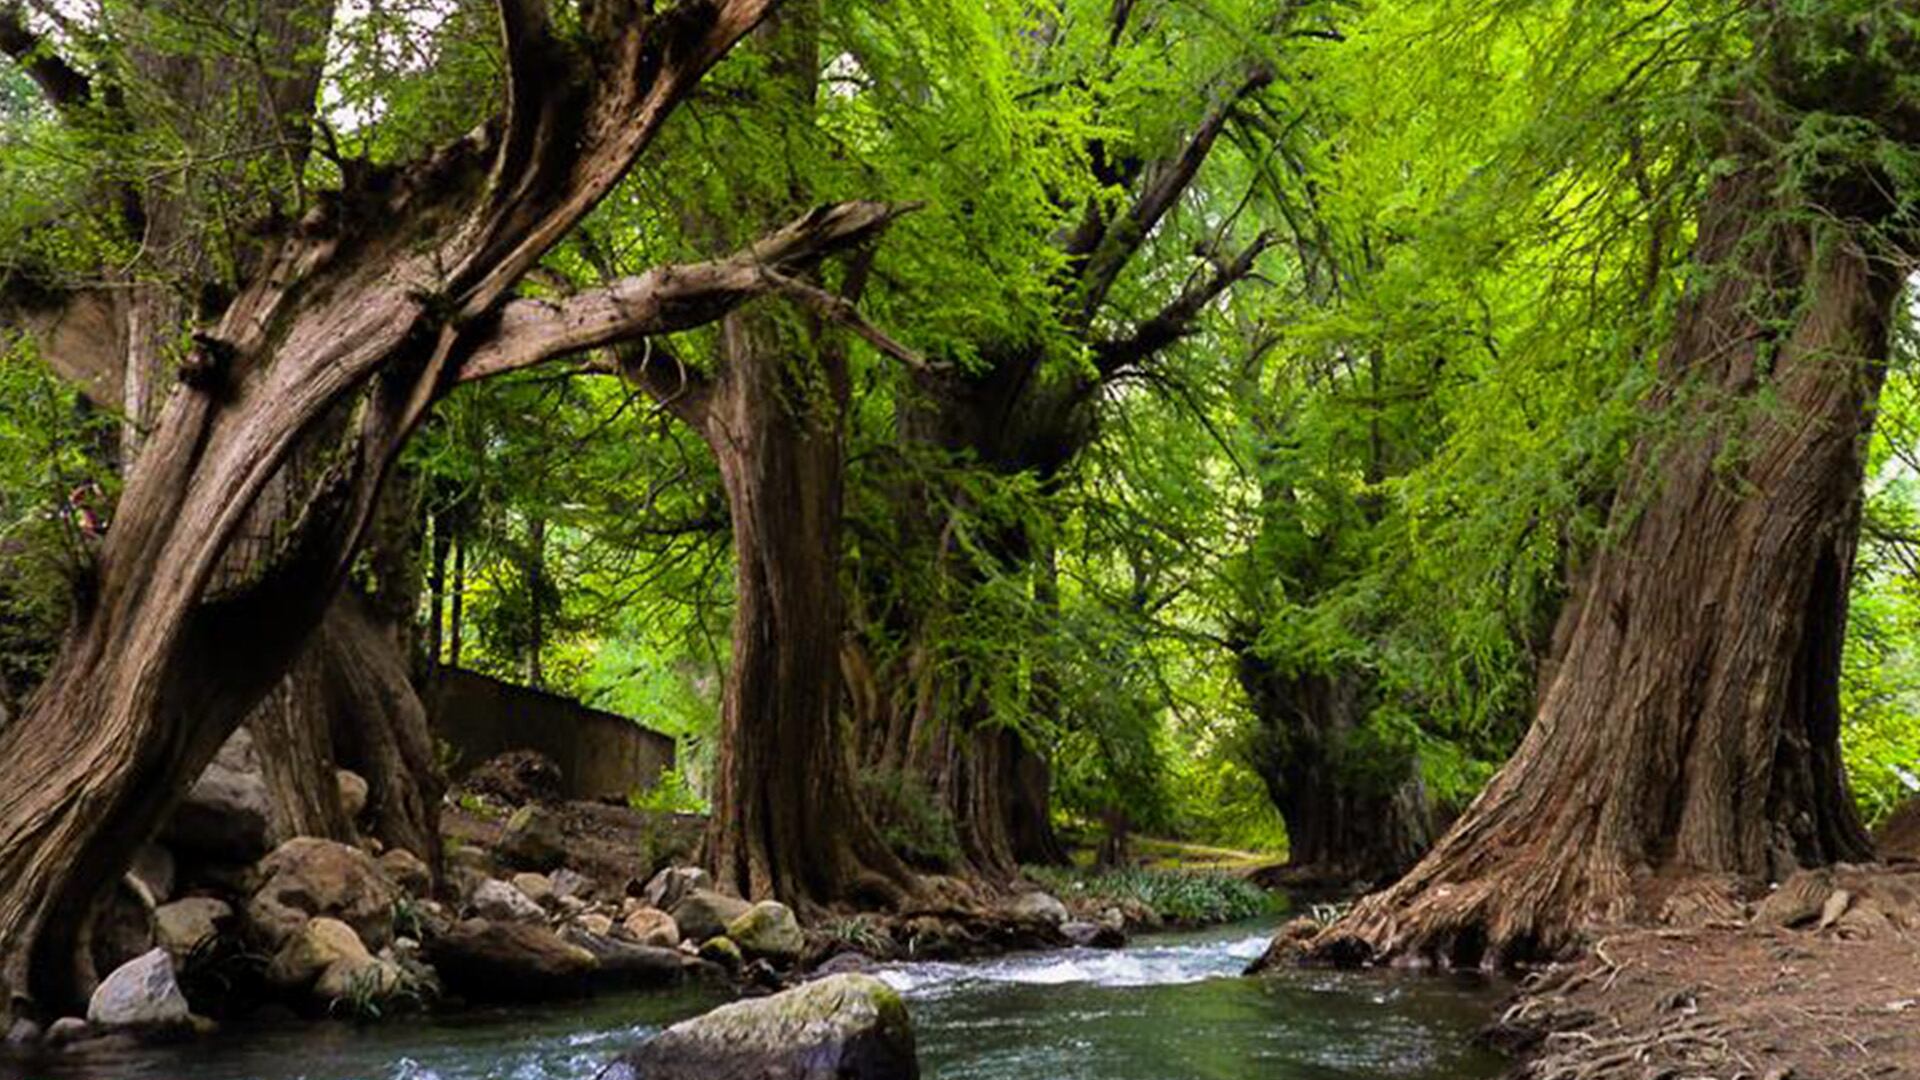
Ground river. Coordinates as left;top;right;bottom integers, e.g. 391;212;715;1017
0;921;1509;1079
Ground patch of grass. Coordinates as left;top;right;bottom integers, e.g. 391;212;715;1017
453;791;497;818
1025;864;1278;926
820;913;893;955
391;895;426;942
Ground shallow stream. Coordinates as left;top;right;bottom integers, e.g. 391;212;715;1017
1;921;1509;1080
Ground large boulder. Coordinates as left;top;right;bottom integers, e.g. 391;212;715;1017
642;866;711;912
264;917;407;1008
266;917;371;989
601;974;918;1080
550;868;596;901
246;837;401;950
472;878;546;924
154;897;233;959
562;928;692;990
426;919;598;1003
671;889;752;943
725;901;803;962
335;769;370;821
497;804;568;871
315;954;406;1005
164;728;276;862
87;949;190;1033
512;871;556;908
1003;891;1069;927
1061;920;1126;949
1244;916;1323;976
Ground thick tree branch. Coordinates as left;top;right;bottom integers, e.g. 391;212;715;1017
0;3;89;111
1070;65;1274;325
1093;232;1274;376
484;0;565;221
762;271;935;371
450;0;781;316
457;200;909;384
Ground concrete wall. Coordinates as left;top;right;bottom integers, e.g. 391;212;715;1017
429;668;675;801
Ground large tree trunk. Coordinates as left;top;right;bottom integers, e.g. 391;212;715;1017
243;466;442;859
699;311;916;909
318;592;445;866
1237;657;1430;888
1316;88;1906;967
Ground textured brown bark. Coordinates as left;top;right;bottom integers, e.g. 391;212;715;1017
1317;81;1911;967
0;0;786;1020
697;307;916;909
245;472;441;856
1236;658;1430;888
247;656;357;843
318;593;445;865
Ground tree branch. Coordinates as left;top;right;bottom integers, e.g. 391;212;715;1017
762;271;936;372
449;0;782;317
1070;64;1274;325
603;339;714;428
456;201;911;384
485;0;562;215
1093;231;1274;376
0;2;89;112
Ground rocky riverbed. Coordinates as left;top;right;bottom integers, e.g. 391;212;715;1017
0;743;1151;1063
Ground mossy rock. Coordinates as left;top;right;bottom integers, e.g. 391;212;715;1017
725;901;803;962
698;936;743;970
602;973;918;1080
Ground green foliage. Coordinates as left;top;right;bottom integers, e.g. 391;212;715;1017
0;345;114;708
10;0;1920;888
819;914;893;956
1842;343;1920;824
627;766;707;816
1024;865;1277;926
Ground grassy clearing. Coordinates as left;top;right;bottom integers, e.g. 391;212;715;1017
1024;863;1279;926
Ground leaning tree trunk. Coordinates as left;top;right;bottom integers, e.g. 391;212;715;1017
0;0;797;1021
1236;656;1430;888
699;312;917;909
1315;94;1905;968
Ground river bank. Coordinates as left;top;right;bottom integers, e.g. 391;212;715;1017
0;742;1287;1072
1482;863;1920;1079
0;920;1510;1080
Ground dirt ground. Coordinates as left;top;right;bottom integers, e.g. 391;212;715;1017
1497;864;1920;1079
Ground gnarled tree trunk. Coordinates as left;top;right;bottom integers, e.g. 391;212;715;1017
1316;80;1909;967
696;307;917;909
0;0;797;1021
1236;657;1431;888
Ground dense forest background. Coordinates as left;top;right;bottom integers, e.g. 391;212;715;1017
2;0;1919;929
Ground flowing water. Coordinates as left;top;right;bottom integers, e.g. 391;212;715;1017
0;921;1509;1080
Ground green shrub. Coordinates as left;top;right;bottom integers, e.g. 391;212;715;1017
1024;864;1276;926
628;765;707;815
